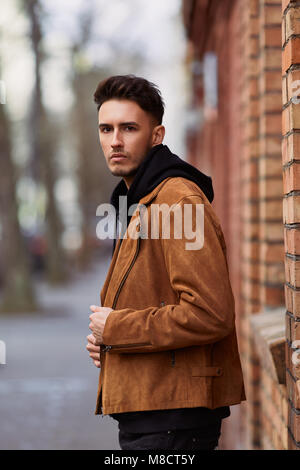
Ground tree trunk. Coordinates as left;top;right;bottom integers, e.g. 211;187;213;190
0;104;37;312
26;0;66;284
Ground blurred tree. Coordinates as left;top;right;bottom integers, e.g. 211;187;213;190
24;0;66;283
0;89;37;312
70;5;115;269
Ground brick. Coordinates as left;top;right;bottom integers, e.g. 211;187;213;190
289;407;300;442
262;26;282;48
283;106;291;135
260;242;284;267
288;133;300;159
286;7;300;41
284;227;300;255
286;340;293;371
283;14;287;46
243;278;260;302
243;200;259;220
282;103;300;136
286;371;300;409
285;283;300;317
261;176;283;198
265;283;285;305
259;155;282;178
250;15;260;36
282;137;289;165
288;431;299;450
283;38;300;74
262;200;284;221
250;0;259;17
290;102;300;130
286;313;292;342
283;75;288;106
248;119;260;139
261;112;282;135
283;162;300;193
262;70;282;93
249;36;260;56
242;159;259;179
283;194;300;223
263;5;282;26
290;315;300;342
244;220;260;239
261;135;282;155
262;222;284;241
264;262;285;283
297;380;300;407
250;99;261;118
263;92;283;113
287;69;300;103
244;179;259;199
285;256;300;287
263;47;282;68
250;76;259;97
243;239;260;260
249;56;259;75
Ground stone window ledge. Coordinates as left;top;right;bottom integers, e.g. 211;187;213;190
250;308;286;385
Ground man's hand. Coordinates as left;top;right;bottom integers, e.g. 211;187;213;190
89;305;113;346
86;334;101;368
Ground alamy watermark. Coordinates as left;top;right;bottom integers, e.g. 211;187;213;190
0;340;6;365
96;197;204;250
0;80;6;104
291;340;300;367
291;80;300;105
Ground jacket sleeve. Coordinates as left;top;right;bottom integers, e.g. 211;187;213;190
102;195;236;353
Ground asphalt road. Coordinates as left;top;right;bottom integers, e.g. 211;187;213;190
0;249;120;450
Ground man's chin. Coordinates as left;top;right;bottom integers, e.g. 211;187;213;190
110;168;138;178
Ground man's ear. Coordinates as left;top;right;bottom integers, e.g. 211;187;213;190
152;125;165;146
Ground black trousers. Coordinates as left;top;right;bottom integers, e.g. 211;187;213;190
119;421;222;450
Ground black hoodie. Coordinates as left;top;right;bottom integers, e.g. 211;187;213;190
110;143;214;254
108;144;230;432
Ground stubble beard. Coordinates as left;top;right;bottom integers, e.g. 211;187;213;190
109;144;153;178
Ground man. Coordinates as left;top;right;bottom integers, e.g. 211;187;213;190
87;75;246;450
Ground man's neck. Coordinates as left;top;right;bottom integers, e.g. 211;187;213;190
123;176;134;190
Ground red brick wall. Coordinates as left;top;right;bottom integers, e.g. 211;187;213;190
282;0;300;450
182;0;293;450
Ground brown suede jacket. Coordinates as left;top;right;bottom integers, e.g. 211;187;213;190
95;176;246;415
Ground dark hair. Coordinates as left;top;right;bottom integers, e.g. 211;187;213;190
94;74;165;125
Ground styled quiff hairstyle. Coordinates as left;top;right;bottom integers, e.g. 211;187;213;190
94;74;165;125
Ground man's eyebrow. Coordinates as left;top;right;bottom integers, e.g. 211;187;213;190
98;121;139;128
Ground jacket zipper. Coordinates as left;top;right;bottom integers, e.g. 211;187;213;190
111;236;141;310
102;342;150;352
171;350;175;367
102;237;146;354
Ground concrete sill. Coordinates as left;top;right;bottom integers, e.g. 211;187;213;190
250;308;286;385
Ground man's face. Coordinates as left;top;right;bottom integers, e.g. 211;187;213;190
98;99;158;187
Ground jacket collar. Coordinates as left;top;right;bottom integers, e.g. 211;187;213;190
138;177;172;206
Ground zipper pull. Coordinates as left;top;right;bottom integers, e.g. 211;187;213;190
102;345;112;353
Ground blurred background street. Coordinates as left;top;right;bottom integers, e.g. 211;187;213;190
0;246;120;450
0;0;187;450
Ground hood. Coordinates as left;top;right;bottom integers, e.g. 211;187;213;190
110;143;213;208
109;144;214;252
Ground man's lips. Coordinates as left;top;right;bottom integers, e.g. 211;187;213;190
110;154;127;162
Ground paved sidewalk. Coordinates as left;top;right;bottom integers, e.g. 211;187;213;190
0;249;120;450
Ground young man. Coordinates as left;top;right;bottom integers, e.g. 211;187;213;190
87;75;246;450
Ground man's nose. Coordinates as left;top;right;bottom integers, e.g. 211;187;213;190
111;130;123;148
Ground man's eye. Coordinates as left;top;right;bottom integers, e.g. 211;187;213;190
125;126;136;131
101;127;111;133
